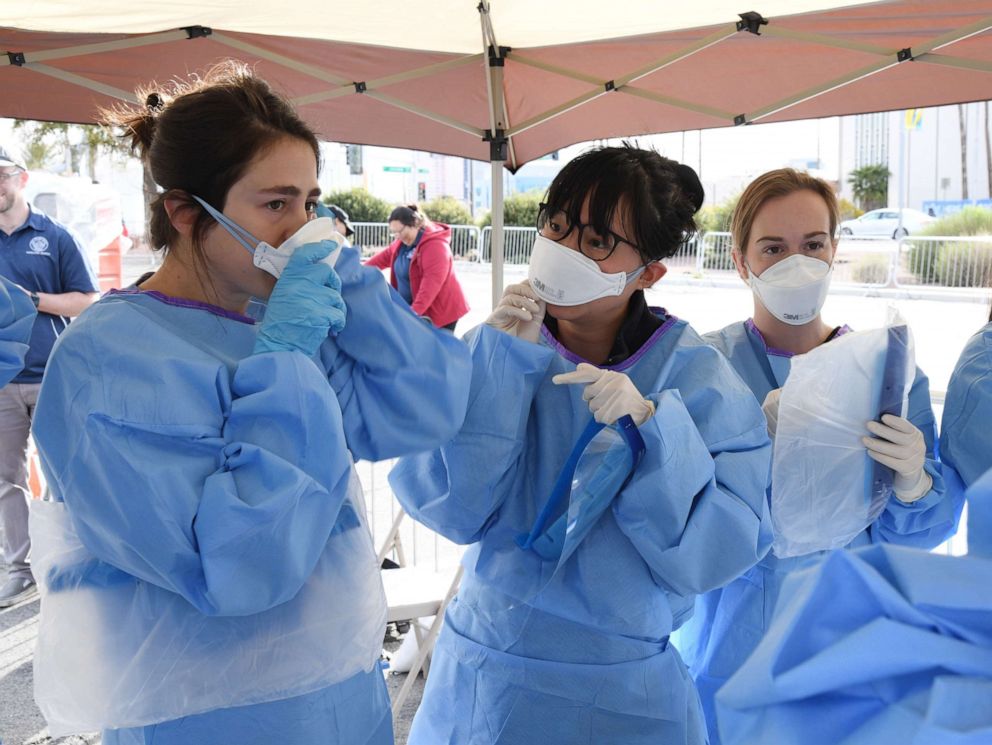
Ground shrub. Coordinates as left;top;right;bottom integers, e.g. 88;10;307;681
696;193;740;236
920;207;992;238
851;255;891;285
479;191;543;228
421;195;473;226
837;198;862;222
909;208;992;285
934;241;992;287
323;188;391;223
905;240;941;284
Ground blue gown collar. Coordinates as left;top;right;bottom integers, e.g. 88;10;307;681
540;306;679;372
108;287;257;325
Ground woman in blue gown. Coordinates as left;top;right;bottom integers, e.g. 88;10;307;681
715;467;992;745
677;168;962;744
0;275;36;386
940;309;992;497
29;63;470;744
389;145;774;744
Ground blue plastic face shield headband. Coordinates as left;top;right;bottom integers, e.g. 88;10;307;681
191;195;342;279
466;414;647;612
519;414;646;562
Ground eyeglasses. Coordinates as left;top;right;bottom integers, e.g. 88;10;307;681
0;169;24;183
536;203;638;262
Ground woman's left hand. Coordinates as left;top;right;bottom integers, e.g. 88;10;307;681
863;414;932;503
553;363;655;426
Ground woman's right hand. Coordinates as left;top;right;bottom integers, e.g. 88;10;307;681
253;240;347;357
486;281;546;343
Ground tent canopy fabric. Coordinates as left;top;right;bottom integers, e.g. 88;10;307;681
4;1;991;303
2;1;991;170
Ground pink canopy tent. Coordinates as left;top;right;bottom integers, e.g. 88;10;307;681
3;0;991;303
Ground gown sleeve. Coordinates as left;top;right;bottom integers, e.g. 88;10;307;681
319;247;472;462
870;365;962;548
0;275;37;387
34;306;358;618
940;329;992;490
612;346;773;596
389;324;555;543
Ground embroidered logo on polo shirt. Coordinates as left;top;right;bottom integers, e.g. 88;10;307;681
27;236;51;256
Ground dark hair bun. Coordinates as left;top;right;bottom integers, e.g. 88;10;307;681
145;92;165;112
675;163;705;211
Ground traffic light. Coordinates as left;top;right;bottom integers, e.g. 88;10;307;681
418;181;427;201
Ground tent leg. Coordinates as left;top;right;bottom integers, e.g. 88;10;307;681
491;161;504;309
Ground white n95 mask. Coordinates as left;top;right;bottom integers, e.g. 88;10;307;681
747;254;833;326
192;196;344;279
527;235;646;306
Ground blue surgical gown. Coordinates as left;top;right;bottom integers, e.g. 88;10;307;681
0;273;37;386
715;469;992;745
678;319;961;745
389;311;773;744
941;322;992;494
31;247;471;743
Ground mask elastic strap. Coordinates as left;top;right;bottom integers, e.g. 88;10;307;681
191;195;261;256
625;264;648;285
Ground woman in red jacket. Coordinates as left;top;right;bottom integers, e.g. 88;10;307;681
367;204;469;331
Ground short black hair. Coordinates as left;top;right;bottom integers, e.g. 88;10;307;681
543;144;704;262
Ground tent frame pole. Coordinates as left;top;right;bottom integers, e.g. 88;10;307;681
480;1;508;310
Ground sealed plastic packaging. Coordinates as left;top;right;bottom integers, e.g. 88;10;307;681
29;467;386;736
770;323;915;557
472;415;645;615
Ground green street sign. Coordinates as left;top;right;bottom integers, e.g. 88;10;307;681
383;166;412;173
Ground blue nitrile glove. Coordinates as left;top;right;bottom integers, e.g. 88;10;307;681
314;202;334;220
252;240;347;356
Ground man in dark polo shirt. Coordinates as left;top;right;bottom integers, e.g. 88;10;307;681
0;144;99;607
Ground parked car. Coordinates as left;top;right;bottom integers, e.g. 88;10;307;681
839;208;934;239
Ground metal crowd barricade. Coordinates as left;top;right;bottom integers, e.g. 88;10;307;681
350;222;991;295
699;231;735;273
449;225;482;259
353;222;481;262
352;222;393;253
896;235;992;289
480;226;539;264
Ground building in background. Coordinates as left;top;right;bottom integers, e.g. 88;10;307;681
839;101;992;212
318;142;561;218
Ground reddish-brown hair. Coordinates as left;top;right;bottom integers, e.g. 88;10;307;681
731;168;839;256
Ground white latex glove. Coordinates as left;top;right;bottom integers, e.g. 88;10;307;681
863;414;933;503
552;362;656;426
485;281;546;343
762;388;781;439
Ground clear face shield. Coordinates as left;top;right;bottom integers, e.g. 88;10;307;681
471;415;646;612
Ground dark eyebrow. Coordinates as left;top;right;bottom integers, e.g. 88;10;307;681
259;185;322;197
755;231;829;242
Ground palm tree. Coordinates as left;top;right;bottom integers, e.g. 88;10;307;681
959;103;969;200
985;102;991;199
847;164;891;211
